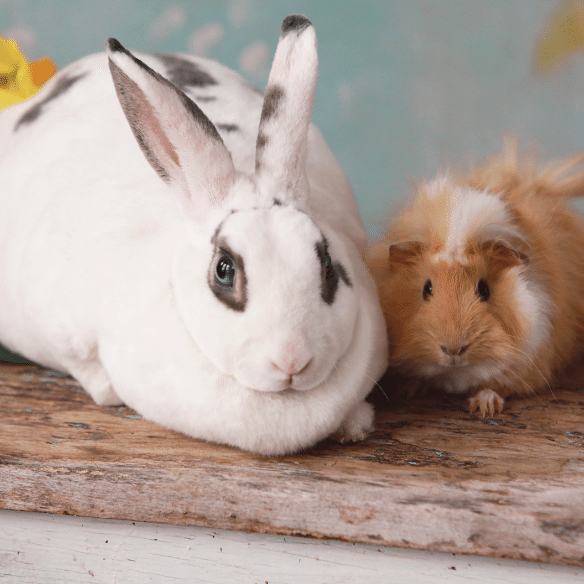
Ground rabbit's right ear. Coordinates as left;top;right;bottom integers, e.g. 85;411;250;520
254;15;318;207
106;39;235;225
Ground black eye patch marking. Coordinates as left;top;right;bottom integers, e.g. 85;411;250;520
14;71;89;131
335;262;352;288
157;54;217;91
208;235;247;312
315;237;351;305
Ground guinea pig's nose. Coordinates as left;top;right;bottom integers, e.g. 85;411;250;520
440;344;469;357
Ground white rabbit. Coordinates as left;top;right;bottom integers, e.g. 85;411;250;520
0;15;388;454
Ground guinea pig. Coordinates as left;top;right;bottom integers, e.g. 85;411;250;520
368;138;584;417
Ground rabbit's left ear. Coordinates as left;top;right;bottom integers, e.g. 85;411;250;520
254;15;318;206
106;39;235;225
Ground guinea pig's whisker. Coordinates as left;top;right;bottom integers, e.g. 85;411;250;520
361;371;390;402
491;354;552;405
504;331;565;364
501;345;557;402
487;355;547;405
478;338;555;397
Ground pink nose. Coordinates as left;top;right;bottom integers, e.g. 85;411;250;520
271;357;313;377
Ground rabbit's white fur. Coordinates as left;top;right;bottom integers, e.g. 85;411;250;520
0;16;388;454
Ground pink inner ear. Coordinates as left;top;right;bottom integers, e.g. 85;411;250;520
146;110;179;167
110;59;181;175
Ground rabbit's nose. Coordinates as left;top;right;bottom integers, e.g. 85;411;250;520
271;356;313;377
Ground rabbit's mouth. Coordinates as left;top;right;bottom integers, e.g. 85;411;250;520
247;377;321;394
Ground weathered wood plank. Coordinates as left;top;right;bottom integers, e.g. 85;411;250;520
1;363;583;566
2;510;583;584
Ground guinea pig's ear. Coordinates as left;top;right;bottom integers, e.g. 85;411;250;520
482;240;529;274
389;241;426;271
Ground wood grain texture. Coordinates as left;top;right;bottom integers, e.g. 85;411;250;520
1;363;583;566
3;510;584;583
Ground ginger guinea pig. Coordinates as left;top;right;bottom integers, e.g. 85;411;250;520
368;140;584;417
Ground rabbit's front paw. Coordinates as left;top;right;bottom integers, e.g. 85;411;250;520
331;401;374;443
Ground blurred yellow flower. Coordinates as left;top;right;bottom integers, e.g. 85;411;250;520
0;37;56;110
533;1;584;75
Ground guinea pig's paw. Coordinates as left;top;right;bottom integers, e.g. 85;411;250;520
469;389;504;418
331;401;375;443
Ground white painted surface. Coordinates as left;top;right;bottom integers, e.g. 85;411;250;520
1;510;582;583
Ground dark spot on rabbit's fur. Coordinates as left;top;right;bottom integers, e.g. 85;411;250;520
107;38;125;53
255;132;269;172
281;14;312;36
208;235;247;312
195;96;217;103
216;123;239;133
260;85;284;124
210;211;237;246
316;238;341;305
15;72;89;131
157;54;217;90
336;262;352;288
255;86;283;172
273;198;283;206
256;132;268;152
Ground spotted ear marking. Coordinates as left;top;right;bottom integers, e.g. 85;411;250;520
255;15;318;204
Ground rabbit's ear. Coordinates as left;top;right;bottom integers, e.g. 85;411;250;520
106;39;235;224
254;15;318;206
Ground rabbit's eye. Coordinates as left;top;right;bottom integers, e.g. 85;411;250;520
423;279;433;300
477;278;490;301
215;255;235;287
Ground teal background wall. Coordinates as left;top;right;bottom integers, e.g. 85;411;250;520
1;1;584;362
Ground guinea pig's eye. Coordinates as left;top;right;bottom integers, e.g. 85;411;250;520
215;254;235;287
423;279;433;300
477;278;490;301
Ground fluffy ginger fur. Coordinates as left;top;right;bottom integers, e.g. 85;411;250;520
368;137;584;416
